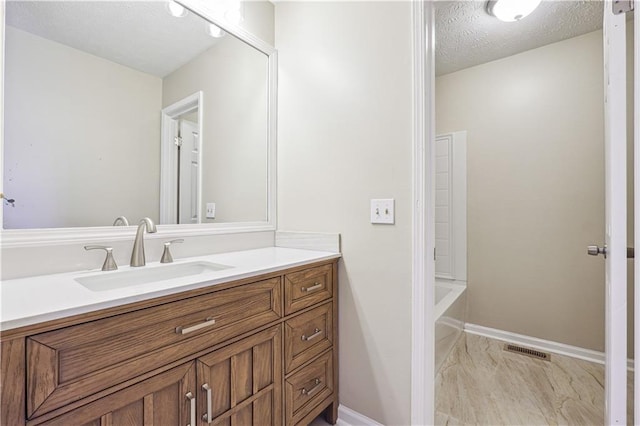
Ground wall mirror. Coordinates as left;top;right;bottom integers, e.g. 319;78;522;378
1;0;276;244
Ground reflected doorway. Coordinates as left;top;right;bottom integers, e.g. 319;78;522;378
160;91;203;225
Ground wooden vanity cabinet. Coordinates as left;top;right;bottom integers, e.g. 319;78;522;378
282;263;338;425
25;278;282;419
40;326;282;426
0;259;339;426
38;361;197;426
195;326;282;426
284;264;333;315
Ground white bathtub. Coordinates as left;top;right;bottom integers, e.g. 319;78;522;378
435;279;466;372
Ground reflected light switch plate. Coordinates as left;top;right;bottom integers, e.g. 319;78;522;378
370;199;394;224
206;203;216;219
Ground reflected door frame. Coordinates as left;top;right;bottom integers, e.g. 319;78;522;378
178;119;200;224
160;91;203;225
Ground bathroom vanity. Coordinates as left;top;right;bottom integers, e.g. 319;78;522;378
0;1;341;424
0;248;339;426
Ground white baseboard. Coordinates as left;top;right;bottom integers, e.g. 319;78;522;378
337;405;383;426
465;323;634;370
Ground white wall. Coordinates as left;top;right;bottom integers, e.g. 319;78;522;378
3;26;162;228
436;31;606;351
162;34;268;223
239;0;274;46
275;2;413;424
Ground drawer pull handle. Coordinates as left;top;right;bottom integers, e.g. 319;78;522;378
301;283;322;292
175;317;216;335
301;328;322;341
301;378;322;396
185;391;196;426
202;383;212;423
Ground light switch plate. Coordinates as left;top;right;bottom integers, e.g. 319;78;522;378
206;203;216;219
370;199;395;224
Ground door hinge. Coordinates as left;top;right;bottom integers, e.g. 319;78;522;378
434;247;437;261
174;136;182;147
613;0;634;14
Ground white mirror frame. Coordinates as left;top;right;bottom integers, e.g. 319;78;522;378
0;0;278;248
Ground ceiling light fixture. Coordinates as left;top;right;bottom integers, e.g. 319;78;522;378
167;1;187;18
208;24;225;38
486;0;542;22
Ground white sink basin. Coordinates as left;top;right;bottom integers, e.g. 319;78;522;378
76;261;233;292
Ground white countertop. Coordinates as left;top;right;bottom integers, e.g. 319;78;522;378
0;247;341;331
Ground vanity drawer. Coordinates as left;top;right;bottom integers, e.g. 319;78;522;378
285;350;334;426
26;277;282;419
284;303;333;373
284;264;333;315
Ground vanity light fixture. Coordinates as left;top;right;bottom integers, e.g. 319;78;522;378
486;0;542;22
208;24;225;38
167;1;187;18
204;0;243;38
225;8;243;25
221;0;244;25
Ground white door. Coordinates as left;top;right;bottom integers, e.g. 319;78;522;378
602;2;627;423
178;120;200;224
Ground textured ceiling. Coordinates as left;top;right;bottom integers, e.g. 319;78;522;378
6;1;604;78
6;1;225;77
435;0;604;76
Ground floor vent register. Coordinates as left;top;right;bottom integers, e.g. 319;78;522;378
503;344;550;361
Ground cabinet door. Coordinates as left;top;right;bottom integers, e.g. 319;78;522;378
43;362;196;426
197;326;282;426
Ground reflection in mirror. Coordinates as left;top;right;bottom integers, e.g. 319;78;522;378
160;92;203;225
3;0;270;229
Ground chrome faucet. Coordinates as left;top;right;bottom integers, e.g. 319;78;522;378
112;216;129;226
130;217;157;267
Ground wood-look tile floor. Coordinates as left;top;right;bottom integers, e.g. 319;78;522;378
436;333;633;425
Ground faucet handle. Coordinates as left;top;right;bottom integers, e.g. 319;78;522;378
85;245;118;271
160;239;184;264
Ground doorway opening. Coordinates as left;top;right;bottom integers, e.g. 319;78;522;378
424;1;633;424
